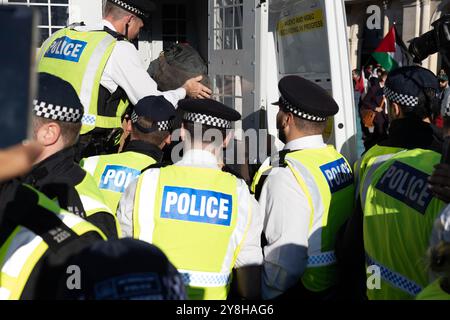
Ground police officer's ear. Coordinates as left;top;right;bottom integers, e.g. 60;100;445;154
388;101;402;120
125;117;133;134
163;133;172;148
35;121;62;147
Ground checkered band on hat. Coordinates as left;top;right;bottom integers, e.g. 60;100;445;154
280;96;326;122
131;110;139;124
183;112;232;129
33;100;82;123
109;0;145;17
384;86;419;107
131;111;171;131
157;120;170;131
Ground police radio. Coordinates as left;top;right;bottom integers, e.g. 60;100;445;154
441;136;450;165
0;6;37;148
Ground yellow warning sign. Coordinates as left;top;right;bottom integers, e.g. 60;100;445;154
277;9;324;37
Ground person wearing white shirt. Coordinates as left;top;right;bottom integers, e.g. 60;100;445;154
117;99;263;300
38;0;211;159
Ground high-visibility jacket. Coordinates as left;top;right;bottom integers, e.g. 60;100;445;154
354;144;404;198
416;279;450;300
131;165;254;300
360;148;446;300
81;151;157;212
253;146;355;292
37;27;128;134
0;185;106;300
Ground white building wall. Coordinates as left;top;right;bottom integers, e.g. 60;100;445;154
69;0;102;25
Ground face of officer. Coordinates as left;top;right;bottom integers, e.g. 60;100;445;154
276;107;289;144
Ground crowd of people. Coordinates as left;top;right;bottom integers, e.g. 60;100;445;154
0;0;449;301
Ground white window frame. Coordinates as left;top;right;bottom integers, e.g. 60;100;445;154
5;0;70;45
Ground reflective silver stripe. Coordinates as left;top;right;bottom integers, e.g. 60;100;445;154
79;195;111;214
59;212;87;228
136;169;161;243
221;179;251;272
37;33;56;63
81;156;100;176
360;153;397;210
178;269;231;288
79;34;115;118
366;254;422;296
0;288;11;300
307;251;336;267
1;211;85;280
284;157;325;258
1;228;43;278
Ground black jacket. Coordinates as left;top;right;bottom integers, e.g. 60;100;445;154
377;117;443;153
122;140;164;161
18;147;118;239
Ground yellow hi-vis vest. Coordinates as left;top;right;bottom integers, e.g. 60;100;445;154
416;279;450;300
253;146;355;292
360;149;446;300
132;165;253;300
74;170;120;237
81;151;157;212
37;27;128;134
354;144;405;200
0;186;106;300
283;147;355;292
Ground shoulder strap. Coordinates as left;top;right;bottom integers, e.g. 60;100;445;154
103;26;126;41
141;161;171;174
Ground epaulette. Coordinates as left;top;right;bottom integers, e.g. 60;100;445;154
3;185;85;253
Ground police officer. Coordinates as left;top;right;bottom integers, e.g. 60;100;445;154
0;183;106;299
252;75;355;300
357;69;450;299
16;73;118;238
80;96;176;212
337;66;442;300
117;99;263;300
37;0;212;159
359;146;446;300
354;66;442;195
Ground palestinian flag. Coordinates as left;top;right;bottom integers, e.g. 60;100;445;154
372;25;411;72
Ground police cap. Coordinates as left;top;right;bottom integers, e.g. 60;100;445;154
384;66;439;110
273;75;339;122
107;0;155;20
57;238;186;300
131;96;176;132
178;98;241;129
33;73;83;123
